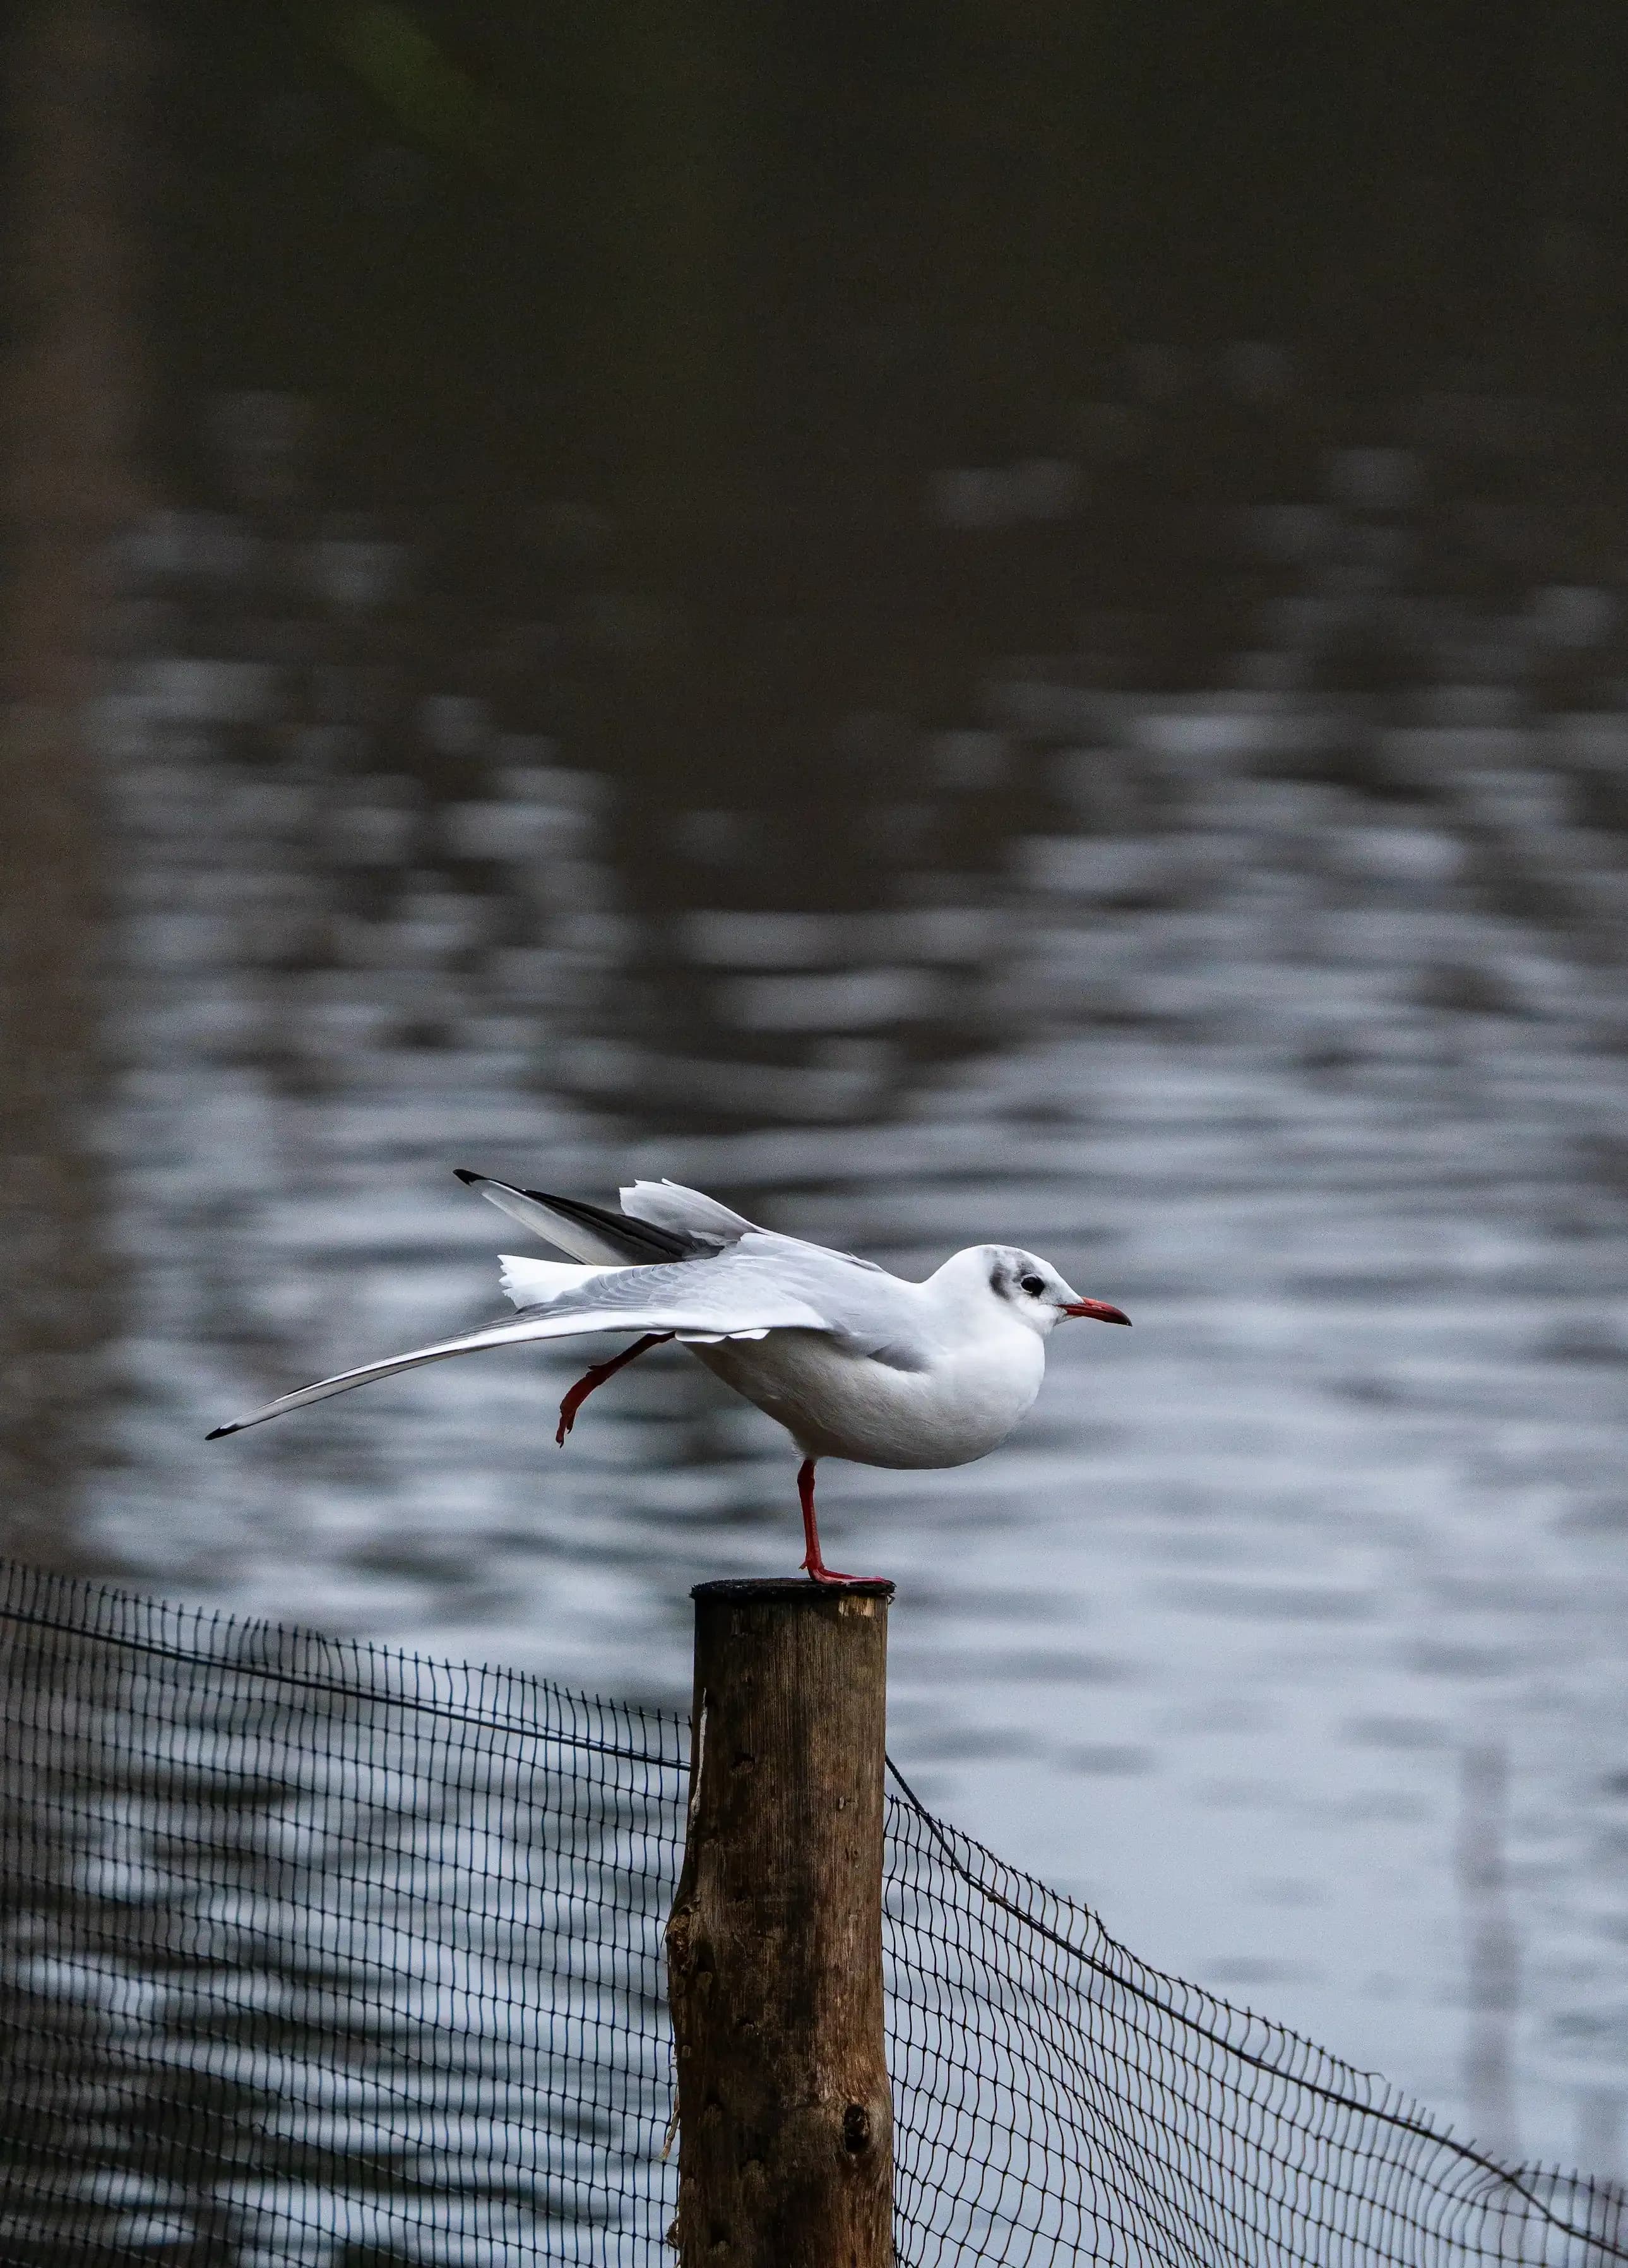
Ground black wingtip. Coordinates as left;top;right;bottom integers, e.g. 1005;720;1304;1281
453;1167;483;1187
205;1424;236;1441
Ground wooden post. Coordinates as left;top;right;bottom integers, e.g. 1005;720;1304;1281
666;1576;895;2267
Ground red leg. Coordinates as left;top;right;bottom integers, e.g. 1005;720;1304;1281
797;1457;880;1585
556;1332;675;1445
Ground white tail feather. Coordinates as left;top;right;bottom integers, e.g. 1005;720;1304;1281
498;1254;629;1310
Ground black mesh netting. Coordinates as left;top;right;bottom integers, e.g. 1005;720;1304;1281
0;1560;1622;2267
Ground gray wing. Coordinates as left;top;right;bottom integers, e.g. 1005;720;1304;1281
727;1234;934;1368
207;1250;833;1437
456;1169;765;1263
622;1183;881;1278
455;1171;696;1264
619;1179;759;1250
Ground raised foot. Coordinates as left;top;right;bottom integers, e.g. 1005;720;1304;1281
554;1375;599;1446
556;1332;675;1446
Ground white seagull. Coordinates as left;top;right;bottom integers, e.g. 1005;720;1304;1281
208;1171;1130;1583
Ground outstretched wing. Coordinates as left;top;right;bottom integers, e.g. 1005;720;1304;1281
206;1253;830;1438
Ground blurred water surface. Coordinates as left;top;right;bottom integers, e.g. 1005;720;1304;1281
59;376;1628;2174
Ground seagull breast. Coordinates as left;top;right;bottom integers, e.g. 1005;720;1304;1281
691;1320;1045;1471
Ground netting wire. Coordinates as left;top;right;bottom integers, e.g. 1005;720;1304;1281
0;1560;1622;2267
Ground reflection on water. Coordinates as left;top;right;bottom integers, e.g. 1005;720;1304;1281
55;377;1628;2169
0;1566;681;2264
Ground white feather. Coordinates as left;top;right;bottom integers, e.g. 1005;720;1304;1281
619;1178;758;1247
498;1253;629;1310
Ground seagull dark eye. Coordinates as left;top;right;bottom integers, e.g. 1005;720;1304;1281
1019;1274;1046;1298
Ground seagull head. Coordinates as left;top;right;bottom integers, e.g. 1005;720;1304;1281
939;1246;1132;1337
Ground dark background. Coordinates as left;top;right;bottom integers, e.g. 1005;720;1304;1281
159;4;1627;513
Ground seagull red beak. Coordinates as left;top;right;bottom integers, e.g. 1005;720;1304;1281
1062;1298;1131;1325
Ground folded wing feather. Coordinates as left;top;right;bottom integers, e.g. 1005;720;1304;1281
619;1178;759;1249
457;1172;687;1264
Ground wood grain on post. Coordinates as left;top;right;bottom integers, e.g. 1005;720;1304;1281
666;1577;895;2267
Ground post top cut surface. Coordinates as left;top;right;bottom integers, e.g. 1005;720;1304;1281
691;1576;896;1602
